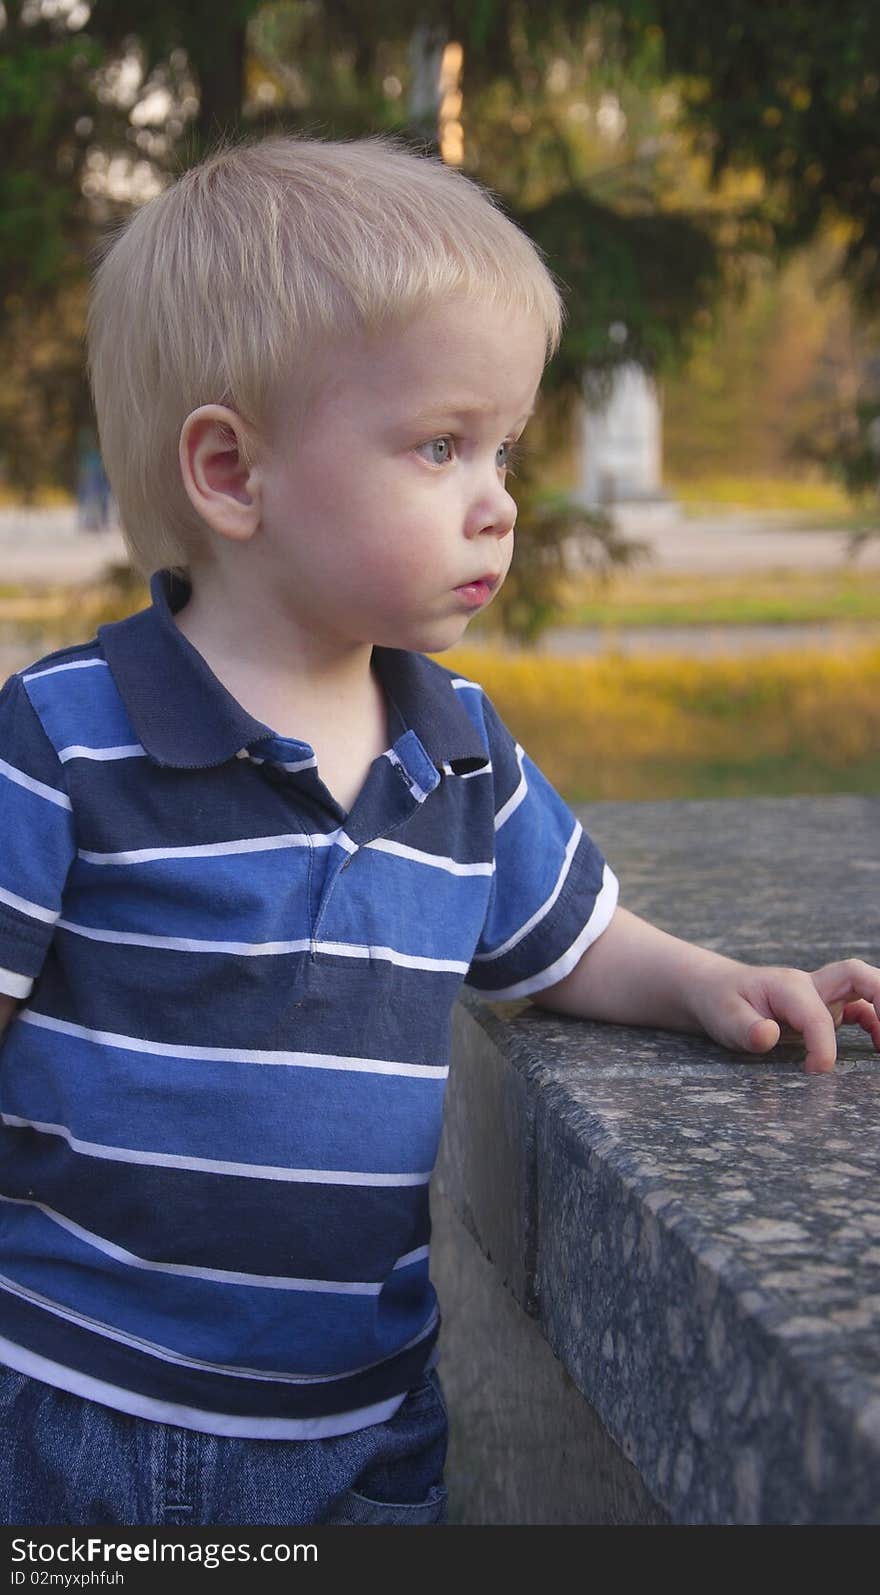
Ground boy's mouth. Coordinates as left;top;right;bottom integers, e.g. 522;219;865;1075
454;574;499;608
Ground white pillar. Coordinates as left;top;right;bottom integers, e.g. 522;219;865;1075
408;21;448;126
579;363;665;508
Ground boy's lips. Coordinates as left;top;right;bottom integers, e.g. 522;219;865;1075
454;574;500;608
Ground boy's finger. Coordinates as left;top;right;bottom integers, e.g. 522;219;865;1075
812;960;880;1024
841;998;880;1049
756;979;838;1073
745;1015;781;1054
788;1004;837;1073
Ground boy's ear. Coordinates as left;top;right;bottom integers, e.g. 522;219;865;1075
178;405;263;543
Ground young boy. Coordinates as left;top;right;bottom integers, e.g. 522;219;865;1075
0;135;877;1528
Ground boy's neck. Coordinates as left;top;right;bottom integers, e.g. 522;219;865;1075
171;564;382;742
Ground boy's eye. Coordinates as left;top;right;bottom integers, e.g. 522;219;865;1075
421;437;454;465
498;439;524;474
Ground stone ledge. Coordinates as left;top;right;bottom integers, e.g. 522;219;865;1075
432;796;880;1524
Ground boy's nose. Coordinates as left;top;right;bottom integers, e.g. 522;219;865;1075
465;483;517;540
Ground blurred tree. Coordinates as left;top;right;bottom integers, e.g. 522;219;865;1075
662;239;865;485
631;1;880;524
791;393;880;549
0;3;98;302
631;0;880;305
1;2;107;493
83;1;260;152
0;2;269;496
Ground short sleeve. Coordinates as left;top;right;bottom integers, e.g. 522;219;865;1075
465;692;618;1000
0;674;76;999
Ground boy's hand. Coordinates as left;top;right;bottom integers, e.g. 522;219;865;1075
690;958;880;1075
533;910;880;1076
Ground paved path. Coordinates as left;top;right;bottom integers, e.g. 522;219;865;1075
612;506;880;572
0;511;127;583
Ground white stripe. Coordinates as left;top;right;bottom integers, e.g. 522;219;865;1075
22;658;108;681
0;882;59;927
0;1273;437;1389
55;920;312;955
77;833;483;872
20;1009;448;1079
384;747;430;803
274;757;317;773
77;829;344;866
450;677;482;691
0;1337;412;1440
0;965;32;1000
0;756;71;811
481;864;620;999
58;743;146;763
0;1113;432;1187
393;1245;430;1270
0;1195;380;1294
441;760;491;779
315;940;469;974
367;837;494;877
472;819;582;963
54;919;470;972
494;743;528;830
250;753;317;773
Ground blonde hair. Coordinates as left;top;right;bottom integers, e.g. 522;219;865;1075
87;133;566;577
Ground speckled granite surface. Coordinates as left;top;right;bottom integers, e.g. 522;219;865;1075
447;796;880;1524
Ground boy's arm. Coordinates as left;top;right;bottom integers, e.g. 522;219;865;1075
532;905;880;1075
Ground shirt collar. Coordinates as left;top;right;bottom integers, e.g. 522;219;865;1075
98;570;489;773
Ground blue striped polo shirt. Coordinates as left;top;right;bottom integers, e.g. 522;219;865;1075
0;571;618;1438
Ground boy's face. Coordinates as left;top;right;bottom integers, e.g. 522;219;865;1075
255;295;546;654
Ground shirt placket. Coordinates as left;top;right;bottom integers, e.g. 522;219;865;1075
311;730;442;956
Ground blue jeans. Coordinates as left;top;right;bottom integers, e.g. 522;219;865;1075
0;1364;448;1526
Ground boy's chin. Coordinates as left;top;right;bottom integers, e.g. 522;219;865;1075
407;615;481;656
373;601;491;655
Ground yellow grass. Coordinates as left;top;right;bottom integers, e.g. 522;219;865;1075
441;644;880;800
668;476;854;513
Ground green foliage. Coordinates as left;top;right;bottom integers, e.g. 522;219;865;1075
631;0;880;304
0;20;101;300
519;190;721;392
791;397;880;549
606;1;880;526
